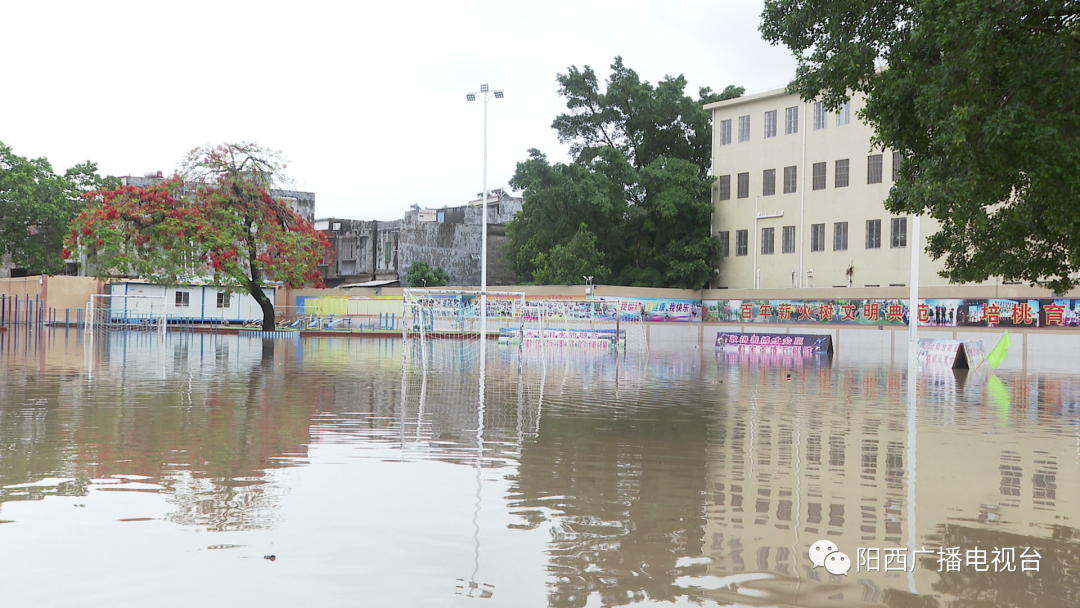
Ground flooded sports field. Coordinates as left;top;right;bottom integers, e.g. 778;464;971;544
1;328;1078;607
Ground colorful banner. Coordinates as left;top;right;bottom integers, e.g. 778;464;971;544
716;332;833;354
592;297;701;322
704;298;1080;329
704;299;910;325
298;293;1080;327
918;338;987;370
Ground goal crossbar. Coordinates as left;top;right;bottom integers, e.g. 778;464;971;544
85;293;168;336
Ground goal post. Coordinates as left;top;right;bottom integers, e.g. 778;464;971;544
85;294;168;336
502;298;647;352
401;288;526;372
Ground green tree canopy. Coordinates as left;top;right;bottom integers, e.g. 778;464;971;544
66;142;329;330
531;222;611;285
405;260;450;287
761;0;1080;292
0;141;116;274
507;57;743;289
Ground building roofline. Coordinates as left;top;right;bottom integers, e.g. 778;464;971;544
703;86;796;111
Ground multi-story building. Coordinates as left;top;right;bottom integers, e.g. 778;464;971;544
314;218;401;287
705;89;958;291
316;188;523;288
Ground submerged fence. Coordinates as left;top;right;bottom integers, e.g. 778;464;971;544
0;294;87;329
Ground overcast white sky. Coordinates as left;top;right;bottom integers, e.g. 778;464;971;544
2;0;797;221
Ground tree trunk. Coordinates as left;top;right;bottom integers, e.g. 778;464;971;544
248;279;275;331
246;236;276;331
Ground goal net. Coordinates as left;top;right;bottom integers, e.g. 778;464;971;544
399;289;539;447
85;294;167;336
401;289;526;373
500;299;647;353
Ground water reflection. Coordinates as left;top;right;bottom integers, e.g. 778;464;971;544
0;328;1079;606
1;331;320;532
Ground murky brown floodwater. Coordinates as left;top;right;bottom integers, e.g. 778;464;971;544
1;327;1078;607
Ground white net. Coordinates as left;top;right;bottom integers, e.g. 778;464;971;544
502;299;648;353
85;294;167;336
401;289;526;373
399;293;649;451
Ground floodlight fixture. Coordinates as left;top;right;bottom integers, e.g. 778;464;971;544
466;93;476;102
493;90;504;99
480;84;489;92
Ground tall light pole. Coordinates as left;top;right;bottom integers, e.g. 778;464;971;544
466;84;503;347
466;84;504;296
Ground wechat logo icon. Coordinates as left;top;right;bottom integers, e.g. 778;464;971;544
809;539;851;576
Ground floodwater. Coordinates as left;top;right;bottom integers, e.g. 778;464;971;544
1;328;1078;608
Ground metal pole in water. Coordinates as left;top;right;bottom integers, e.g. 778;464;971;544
908;213;921;345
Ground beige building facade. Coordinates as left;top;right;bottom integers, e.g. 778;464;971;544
706;89;958;291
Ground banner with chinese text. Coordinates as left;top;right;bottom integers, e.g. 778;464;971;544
716;332;833;354
703;298;1080;328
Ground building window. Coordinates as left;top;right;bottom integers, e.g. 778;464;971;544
782;225;795;254
738;115;750;142
866;219;881;249
785;106;799;134
764;110;777;138
175;291;190;307
814;102;828;130
720;119;732;146
719;231;730;258
836;100;850;126
736;230;748;256
868;154;883;184
216;292;230;309
812;162;826;190
810;224;825;252
892;151;903;182
834;222;848;251
783;166;797;193
891;217;907;248
835;159;850;188
717;175;731;201
737;172;749;199
763;169;776;196
762;227;775;255
341;239;356;261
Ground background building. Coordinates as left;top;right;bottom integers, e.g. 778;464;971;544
317;188;523;288
706;90;964;291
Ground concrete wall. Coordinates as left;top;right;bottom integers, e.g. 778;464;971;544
316;218;401;286
397;218;483;286
288;283;1080;305
0;275;102;324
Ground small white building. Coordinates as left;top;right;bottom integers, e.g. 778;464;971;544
106;282;276;323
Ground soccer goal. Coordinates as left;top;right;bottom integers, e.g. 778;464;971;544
401;289;526;373
85;294;168;336
500;299;648;353
399;288;546;453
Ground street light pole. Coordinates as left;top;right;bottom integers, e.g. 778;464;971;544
466;84;504;346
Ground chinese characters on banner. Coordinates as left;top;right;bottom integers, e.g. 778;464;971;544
704;298;1080;328
716;332;833;354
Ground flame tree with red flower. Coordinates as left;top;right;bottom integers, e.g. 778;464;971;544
65;143;330;331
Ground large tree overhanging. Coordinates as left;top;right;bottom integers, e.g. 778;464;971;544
507;57;743;289
66;143;329;330
761;0;1080;292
